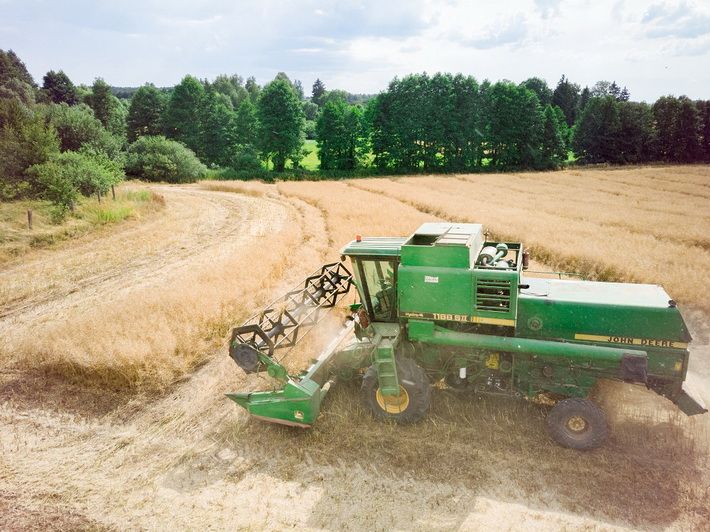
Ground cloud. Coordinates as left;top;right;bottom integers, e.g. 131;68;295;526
2;0;709;101
272;1;431;42
642;1;710;39
460;14;528;49
670;37;710;56
642;2;686;23
534;0;562;19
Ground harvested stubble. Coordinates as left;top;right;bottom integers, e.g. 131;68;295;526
0;186;323;392
2;169;709;531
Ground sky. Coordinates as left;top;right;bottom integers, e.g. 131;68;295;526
1;0;709;102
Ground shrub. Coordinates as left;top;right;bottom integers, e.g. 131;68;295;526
125;135;206;183
27;151;124;217
44;103;122;159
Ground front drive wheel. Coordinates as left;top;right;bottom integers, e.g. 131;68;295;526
361;357;431;424
546;397;609;450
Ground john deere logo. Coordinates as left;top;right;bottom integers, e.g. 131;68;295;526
528;317;543;331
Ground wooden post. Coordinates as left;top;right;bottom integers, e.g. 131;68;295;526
27;209;32;230
111;185;116;200
97;190;101;203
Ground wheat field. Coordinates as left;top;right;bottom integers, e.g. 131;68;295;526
1;165;709;530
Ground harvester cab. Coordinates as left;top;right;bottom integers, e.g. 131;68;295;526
227;222;706;449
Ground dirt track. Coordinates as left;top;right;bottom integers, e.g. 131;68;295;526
1;183;709;530
0;186;286;324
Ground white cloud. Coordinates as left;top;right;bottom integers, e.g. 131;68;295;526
460;14;529;49
534;0;562;18
1;0;708;101
642;1;710;39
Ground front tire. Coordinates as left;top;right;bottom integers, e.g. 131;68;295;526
546;397;608;450
361;357;431;424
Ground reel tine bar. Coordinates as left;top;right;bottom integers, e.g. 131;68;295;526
229;262;353;373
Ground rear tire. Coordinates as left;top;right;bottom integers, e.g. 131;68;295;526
546;397;608;450
361;357;431;424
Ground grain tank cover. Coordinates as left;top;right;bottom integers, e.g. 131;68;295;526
400;223;485;268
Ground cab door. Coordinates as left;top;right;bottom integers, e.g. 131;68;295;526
355;258;398;322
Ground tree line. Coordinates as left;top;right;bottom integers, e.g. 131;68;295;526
368;74;710;171
2;47;710;216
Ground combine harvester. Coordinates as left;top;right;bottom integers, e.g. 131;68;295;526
228;223;706;449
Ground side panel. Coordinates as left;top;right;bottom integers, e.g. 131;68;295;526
398;266;519;327
398;265;472;317
516;296;689;380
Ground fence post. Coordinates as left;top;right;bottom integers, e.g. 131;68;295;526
27;209;32;230
111;185;116;200
97;190;101;203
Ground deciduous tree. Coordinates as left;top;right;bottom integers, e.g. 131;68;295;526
200;90;235;166
316;100;362;170
45;102;122;160
651;95;702;162
245;76;260;103
127;84;166;142
520;77;552;106
486;82;544;168
233;98;258;146
256;78;304;172
674;96;702;162
573;96;621;163
211;74;248;109
86;78;113;128
163;75;206;156
617;101;656;163
697;100;710;161
540;104;567;168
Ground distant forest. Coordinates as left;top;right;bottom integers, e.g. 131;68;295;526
2;48;710;213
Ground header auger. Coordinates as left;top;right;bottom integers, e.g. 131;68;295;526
227;223;706;449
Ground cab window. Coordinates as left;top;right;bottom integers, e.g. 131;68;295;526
359;259;396;321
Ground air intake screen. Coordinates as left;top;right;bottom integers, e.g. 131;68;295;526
476;279;511;312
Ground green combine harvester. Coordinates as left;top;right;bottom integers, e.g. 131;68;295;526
227;223;706;449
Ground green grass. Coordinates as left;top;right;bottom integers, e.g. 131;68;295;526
85;204;135;224
0;186;163;264
236;142;582;177
262;141;320;172
300;139;319;171
121;190;152;202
